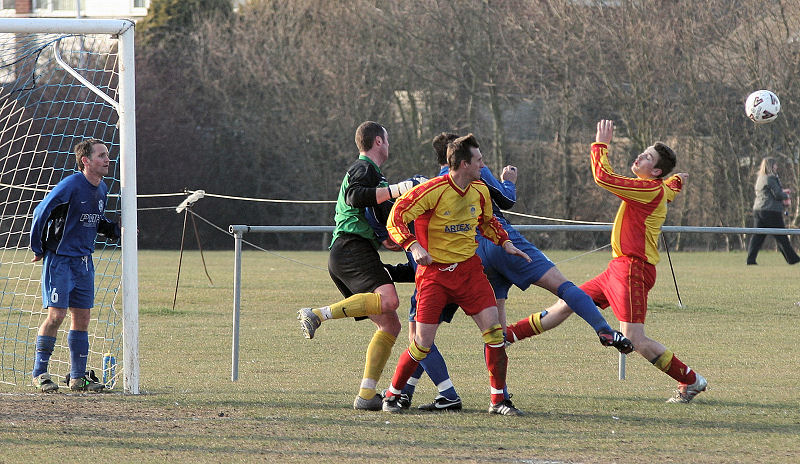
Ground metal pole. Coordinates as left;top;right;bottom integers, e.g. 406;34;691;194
231;229;243;381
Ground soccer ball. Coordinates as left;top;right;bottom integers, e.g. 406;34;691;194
745;90;780;124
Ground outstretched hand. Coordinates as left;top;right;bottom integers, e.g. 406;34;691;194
596;119;614;144
503;241;531;262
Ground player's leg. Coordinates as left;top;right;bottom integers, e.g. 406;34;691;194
33;252;69;392
416;303;462;411
383;321;438;413
471;306;522;415
357;283;401;408
534;267;612;333
506;298;572;343
298;238;389;339
399;320;423;407
621;322;707;403
609;258;706;403
32;307;65;392
384;273;447;412
66;256;104;392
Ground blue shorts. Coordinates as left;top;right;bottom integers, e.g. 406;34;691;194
41;252;94;309
477;226;555;300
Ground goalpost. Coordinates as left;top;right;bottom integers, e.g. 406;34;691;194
0;19;139;394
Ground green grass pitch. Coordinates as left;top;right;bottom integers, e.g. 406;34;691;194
2;249;798;463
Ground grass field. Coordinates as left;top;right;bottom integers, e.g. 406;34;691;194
2;248;799;463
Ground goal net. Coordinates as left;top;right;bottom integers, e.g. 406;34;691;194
0;19;139;393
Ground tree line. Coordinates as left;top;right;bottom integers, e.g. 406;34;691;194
134;0;800;251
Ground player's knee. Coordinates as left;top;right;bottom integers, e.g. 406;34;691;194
482;323;504;346
408;339;430;361
380;292;399;312
45;308;67;326
556;281;578;300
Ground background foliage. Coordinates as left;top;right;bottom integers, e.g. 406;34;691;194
134;0;800;251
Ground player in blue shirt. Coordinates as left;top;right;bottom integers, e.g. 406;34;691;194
29;139;120;392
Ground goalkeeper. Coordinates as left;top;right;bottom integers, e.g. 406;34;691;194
29;139;120;393
297;121;418;411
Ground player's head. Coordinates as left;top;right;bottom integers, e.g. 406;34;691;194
652;142;676;178
447;133;481;170
758;157;778;176
355;121;387;153
633;142;676;179
432;132;458;166
74;138;107;172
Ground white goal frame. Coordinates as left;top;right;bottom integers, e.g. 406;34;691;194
0;18;139;394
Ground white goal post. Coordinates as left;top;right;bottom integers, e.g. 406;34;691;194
0;18;139;394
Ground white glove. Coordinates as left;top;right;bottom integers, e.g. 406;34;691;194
388;180;414;198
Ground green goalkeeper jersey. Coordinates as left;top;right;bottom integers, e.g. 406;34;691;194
331;155;390;248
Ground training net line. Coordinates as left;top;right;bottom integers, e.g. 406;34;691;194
0;19;139;393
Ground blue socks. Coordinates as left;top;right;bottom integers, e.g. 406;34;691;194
68;330;89;379
557;281;612;333
402;344;459;401
32;335;57;378
401;365;424;397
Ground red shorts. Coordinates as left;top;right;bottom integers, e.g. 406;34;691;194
579;255;656;323
414;255;497;325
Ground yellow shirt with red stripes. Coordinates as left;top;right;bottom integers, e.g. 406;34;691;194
591;142;683;265
387;174;510;264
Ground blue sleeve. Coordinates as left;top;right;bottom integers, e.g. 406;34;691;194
365;204;390;243
480;166;516;210
29;181;72;256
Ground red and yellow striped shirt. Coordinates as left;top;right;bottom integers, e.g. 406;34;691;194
591;142;683;265
387;174;510;264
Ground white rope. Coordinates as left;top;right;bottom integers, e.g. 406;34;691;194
503;210;612;225
200;192;336;204
188;210;328;272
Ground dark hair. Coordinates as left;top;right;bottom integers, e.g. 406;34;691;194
74;138;105;171
447;133;479;170
652;142;676;178
354;121;386;152
432;132;458;165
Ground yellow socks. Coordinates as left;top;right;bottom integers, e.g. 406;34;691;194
358;330;396;399
313;292;382;320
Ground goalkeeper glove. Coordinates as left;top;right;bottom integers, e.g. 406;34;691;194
388;180;414;198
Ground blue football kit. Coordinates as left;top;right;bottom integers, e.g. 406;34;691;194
30;172;119;309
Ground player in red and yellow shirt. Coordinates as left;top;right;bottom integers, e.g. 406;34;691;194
382;134;531;415
506;120;708;404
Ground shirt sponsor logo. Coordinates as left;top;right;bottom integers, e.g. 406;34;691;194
80;213;102;226
444;223;471;233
